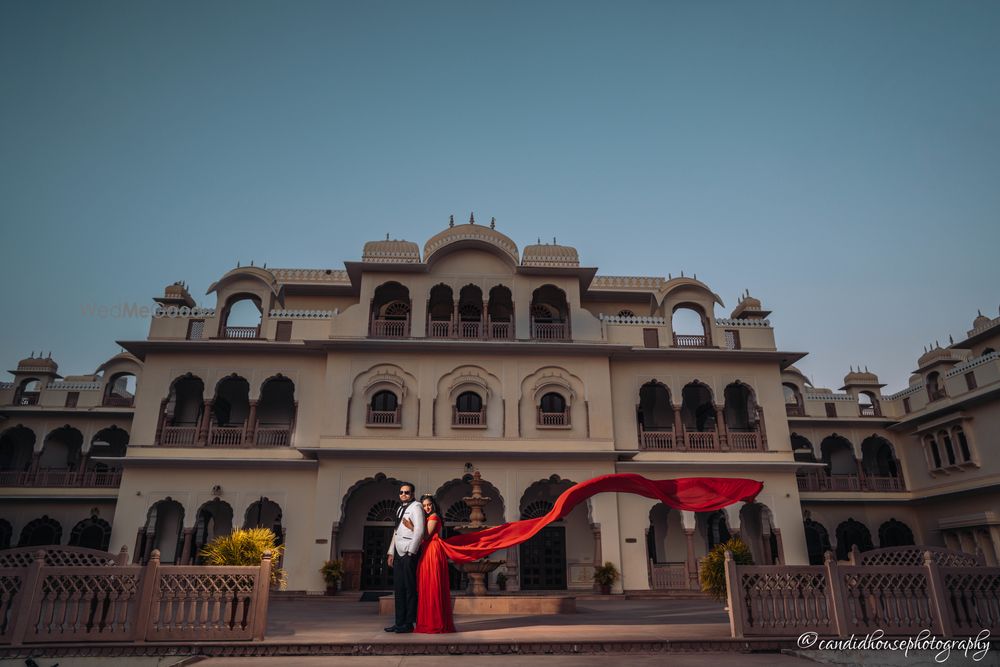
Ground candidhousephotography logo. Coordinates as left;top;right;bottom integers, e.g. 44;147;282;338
80;303;214;319
798;629;992;663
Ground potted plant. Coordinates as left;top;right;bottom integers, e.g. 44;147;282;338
199;527;287;589
592;561;620;594
699;537;754;604
320;559;344;595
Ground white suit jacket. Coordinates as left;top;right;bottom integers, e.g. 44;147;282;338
387;501;426;557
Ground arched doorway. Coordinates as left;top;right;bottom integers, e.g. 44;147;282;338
19;515;62;547
517;476;594;591
69;515;112;551
193;498;235;563
339;474;405;591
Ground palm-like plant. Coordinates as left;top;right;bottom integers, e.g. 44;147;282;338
199;527;287;589
699;537;753;602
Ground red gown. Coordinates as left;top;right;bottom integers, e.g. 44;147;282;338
414;473;762;634
414;513;456;634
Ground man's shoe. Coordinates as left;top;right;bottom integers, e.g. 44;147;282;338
384;625;400;632
395;625;414;633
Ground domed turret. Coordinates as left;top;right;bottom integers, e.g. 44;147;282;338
422;214;519;265
362;237;421;263
841;367;881;389
521;238;579;267
973;310;992;330
154;281;196;308
730;290;771;319
17;354;58;372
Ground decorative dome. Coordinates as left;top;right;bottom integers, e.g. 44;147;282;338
521;240;579;267
423;214;519;265
730;291;770;319
842;368;879;386
16;354;58;372
973;310;992;330
362;238;421;263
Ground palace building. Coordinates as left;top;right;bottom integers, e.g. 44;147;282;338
2;218;998;592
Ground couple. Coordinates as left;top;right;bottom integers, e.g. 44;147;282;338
382;473;766;635
384;482;456;634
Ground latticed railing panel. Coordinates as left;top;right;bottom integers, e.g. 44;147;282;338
0;573;24;641
840;568;933;634
146;570;260;641
943;570;1000;632
28;570;140;642
738;568;832;635
0;547;118;568
859;546;981;568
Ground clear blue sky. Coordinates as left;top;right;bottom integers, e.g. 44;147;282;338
1;1;997;393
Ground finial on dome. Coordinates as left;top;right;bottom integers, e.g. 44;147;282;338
237;260;240;267
694;273;697;280
29;351;34;358
949;334;954;344
249;260;253;266
668;273;672;279
936;340;940;348
680;270;684;277
386;233;390;240
490;217;496;229
865;366;869;372
553;237;557;244
449;215;455;228
469;212;475;224
263;262;266;268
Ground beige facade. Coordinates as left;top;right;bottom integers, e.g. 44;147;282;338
2;220;998;592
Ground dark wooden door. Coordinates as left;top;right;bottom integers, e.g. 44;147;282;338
361;525;394;590
519;526;566;590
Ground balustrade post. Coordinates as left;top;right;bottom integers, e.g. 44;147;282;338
715;405;728;450
116;545;130;565
10;549;46;646
824;551;849;636
672;409;684;450
923;551;955;637
197;399;214;446
252;551;274;640
724;550;745;638
135;549;161;642
246;400;259;445
684;528;698;589
154;398;168;445
756;406;767;449
330;522;340;561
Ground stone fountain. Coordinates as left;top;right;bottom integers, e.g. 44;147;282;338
453;470;504;596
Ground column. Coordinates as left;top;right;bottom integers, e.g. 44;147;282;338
756;405;768;449
180;528;194;565
715;404;728;450
724;503;742;541
197;399;214;445
330;522;340;561
684;528;698;590
592;523;602;592
154;398;168;445
245;399;259;445
673;408;684;450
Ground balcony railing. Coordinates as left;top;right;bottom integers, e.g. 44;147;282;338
531;320;569;340
208;424;245;447
0;470;122;488
370;316;410;338
16;393;40;406
673;334;708;348
785;404;805;417
685;430;716;450
928;388;946;402
537;408;570;428
160;425;198;446
859;404;882;417
638;428;675;450
102;395;135;408
428;317;515;340
222;325;260;339
366;406;401;427
254;426;291;446
453;408;486;427
796;471;905;492
727;430;763;451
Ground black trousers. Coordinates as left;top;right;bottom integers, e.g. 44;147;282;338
393;552;418;627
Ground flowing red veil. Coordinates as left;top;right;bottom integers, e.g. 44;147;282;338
414;473;762;633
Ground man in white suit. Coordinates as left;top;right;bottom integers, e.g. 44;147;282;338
384;481;425;633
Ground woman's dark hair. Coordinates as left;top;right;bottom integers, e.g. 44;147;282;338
419;494;440;515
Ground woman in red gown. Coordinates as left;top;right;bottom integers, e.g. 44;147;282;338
413;473;763;634
414;494;456;634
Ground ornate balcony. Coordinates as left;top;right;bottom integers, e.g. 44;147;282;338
15;392;40;406
0;469;122;488
160;425;198;446
859;404;882;417
254;425;291;446
531;320;569;340
684;430;716;450
672;334;709;348
452;408;486;428
537;408;570;428
638;427;675;450
727;431;763;451
158;420;294;447
221;325;261;339
366;406;401;427
796;470;905;492
428;317;515;340
369;316;410;338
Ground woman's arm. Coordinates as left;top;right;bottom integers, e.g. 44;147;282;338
426;516;438;538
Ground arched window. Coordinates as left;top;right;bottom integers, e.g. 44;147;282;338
219;294;263;339
706;510;731;550
103;372;137;407
521;500;555;520
456;391;482;413
638;382;673;431
366;499;400;522
69;515;113;551
14;378;41;405
878;519;915;548
530;285;569;340
680;382;715;432
835;518;873;561
370;282;411;337
457;285;484;338
939;430;956;466
926;372;945;401
791;434;816;462
953;426;973;463
19;515;62;547
540;392;566;414
617;309;636;318
723;382;756;432
924;435;942;469
0;425;36;472
367;390;400;426
803;518;831;565
671;304;709;347
538;391;569;426
783;383;804;415
487;285;514;339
